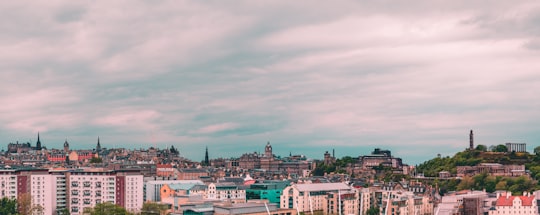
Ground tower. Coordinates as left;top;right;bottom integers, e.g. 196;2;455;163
264;142;272;158
63;139;70;153
469;130;474;150
204;146;209;166
96;137;102;152
35;132;42;150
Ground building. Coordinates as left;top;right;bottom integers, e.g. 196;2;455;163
156;164;175;177
214;203;296;215
505;142;527;153
207;182;246;203
360;148;404;169
489;192;536;215
0;169;18;199
68;169;143;214
246;181;290;205
144;179;204;202
435;190;490;215
280;182;357;214
177;169;209;180
456;163;525;177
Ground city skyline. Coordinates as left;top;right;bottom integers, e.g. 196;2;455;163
2;1;540;165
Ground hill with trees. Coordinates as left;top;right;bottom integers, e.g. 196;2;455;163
417;145;540;194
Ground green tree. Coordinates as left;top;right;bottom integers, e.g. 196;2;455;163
534;146;540;155
493;144;508;152
57;207;70;215
0;197;17;215
84;202;132;215
457;176;474;190
90;157;103;163
141;202;169;215
366;206;379;215
475;144;487;152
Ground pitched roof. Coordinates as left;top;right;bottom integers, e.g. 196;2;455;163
496;195;535;206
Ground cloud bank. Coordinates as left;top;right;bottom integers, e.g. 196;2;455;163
2;0;540;164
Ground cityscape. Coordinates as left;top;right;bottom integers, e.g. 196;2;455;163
0;130;539;214
3;1;540;215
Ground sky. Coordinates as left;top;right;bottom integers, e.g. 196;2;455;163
1;1;540;165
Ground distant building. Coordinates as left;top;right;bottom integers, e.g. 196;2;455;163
456;163;525;177
280;182;357;214
505;142;527;153
156;164;175;177
360;148;403;169
207;182;246;203
177;168;209;180
246;181;290;205
213;202;296;215
489;192;536;215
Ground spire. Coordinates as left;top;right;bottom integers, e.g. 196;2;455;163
96;137;102;152
36;132;42;150
204;146;209;166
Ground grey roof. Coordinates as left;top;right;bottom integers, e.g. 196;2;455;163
168;183;198;191
294;183;351;192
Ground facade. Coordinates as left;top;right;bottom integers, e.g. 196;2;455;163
456;163;525;177
0;170;18;199
489;192;536;215
505;142;527;153
177;169;209;180
68;170;143;214
360;148;404;169
246;182;289;205
144;179;204;202
436;190;489;215
0;168;143;215
214;203;296;215
280;183;357;214
207;182;246;203
156;164;175;177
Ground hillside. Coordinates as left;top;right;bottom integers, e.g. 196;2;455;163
416;145;540;194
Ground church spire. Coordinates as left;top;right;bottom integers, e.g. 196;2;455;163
36;132;42;150
96;137;102;152
204;146;209;166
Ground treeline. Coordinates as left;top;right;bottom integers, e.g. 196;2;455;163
0;199;168;215
435;174;537;195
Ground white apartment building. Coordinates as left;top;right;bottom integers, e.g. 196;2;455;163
281;182;356;214
206;182;246;203
0;170;17;199
68;170;143;214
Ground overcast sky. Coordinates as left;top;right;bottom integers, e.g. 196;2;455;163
2;1;540;164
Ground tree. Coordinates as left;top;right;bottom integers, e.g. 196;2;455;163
84;202;132;215
57;207;70;215
18;193;32;215
90;157;103;163
534;146;540;155
475;144;487;152
366;206;380;215
493;144;508;152
0;197;17;215
141;202;169;215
